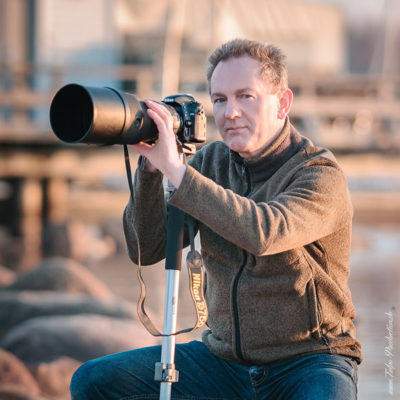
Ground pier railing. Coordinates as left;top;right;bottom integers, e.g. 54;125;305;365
1;62;399;150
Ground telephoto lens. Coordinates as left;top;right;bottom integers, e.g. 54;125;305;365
49;83;206;146
49;84;176;145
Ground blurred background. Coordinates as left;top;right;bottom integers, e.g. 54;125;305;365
0;0;399;399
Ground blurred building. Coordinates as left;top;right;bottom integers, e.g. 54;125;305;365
1;0;346;99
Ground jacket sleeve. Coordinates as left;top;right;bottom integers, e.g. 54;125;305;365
168;159;353;256
123;163;167;265
122;158;200;266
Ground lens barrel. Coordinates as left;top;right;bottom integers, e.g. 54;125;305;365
49;84;160;145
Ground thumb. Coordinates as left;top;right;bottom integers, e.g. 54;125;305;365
131;142;151;157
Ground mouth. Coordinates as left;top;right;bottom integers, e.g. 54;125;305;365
225;126;246;134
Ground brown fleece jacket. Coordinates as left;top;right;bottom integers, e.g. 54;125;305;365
123;119;362;365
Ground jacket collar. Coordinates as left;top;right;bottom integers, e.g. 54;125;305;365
230;117;303;183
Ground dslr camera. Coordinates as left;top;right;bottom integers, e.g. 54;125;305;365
49;84;206;146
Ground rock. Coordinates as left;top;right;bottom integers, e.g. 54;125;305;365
0;265;16;287
0;290;137;339
0;349;40;393
1;314;159;364
41;223;71;259
0;386;47;400
29;357;81;398
3;257;113;298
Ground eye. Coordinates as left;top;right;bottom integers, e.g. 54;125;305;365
212;97;226;104
240;93;254;100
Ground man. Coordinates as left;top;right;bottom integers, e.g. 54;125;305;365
70;38;361;399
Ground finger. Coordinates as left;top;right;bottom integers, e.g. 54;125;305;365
146;100;171;119
131;142;152;155
147;108;173;133
146;100;174;127
146;108;170;129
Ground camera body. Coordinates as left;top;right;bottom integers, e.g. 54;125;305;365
163;94;206;144
49;84;206;146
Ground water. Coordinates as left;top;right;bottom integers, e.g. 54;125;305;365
350;225;400;399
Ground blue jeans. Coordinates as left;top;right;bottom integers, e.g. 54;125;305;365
70;340;358;399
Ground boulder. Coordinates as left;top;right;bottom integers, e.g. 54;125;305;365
0;290;136;339
0;349;40;393
0;265;16;287
1;314;159;364
0;386;47;400
29;357;81;398
3;257;113;298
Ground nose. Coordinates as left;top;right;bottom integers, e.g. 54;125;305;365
224;98;240;119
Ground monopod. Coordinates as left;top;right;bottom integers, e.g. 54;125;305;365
156;202;185;399
130;151;207;400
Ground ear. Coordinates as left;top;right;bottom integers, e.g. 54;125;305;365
277;88;293;120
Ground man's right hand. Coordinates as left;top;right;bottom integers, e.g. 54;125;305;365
131;100;186;188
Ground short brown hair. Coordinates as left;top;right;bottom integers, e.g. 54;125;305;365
207;38;288;92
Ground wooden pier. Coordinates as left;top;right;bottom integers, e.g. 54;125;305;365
1;63;400;268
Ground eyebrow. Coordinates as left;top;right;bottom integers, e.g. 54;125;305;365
210;88;255;98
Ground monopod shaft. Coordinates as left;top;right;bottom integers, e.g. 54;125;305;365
157;204;185;400
159;269;180;399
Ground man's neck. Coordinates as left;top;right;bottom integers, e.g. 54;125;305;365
238;119;286;160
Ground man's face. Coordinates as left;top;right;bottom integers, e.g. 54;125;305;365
210;56;289;159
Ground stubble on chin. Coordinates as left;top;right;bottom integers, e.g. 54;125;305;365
224;136;246;154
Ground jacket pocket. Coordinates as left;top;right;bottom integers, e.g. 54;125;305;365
238;255;322;351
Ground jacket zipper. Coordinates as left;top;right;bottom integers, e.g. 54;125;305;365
232;252;247;360
317;304;332;352
232;164;251;361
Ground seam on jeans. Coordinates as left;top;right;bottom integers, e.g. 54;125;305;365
316;356;358;386
342;357;358;385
